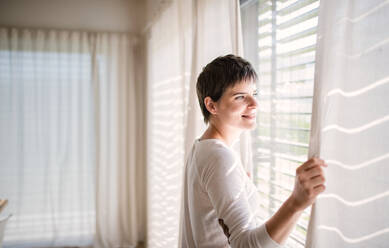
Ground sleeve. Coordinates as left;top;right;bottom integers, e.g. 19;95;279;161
200;148;283;248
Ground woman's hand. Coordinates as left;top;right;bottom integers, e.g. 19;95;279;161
265;158;327;244
289;157;327;212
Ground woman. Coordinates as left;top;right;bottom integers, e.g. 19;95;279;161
180;55;327;248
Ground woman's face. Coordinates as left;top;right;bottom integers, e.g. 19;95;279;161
210;80;258;130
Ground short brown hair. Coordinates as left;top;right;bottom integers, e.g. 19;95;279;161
196;54;257;124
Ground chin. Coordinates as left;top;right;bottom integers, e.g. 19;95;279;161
247;122;257;130
239;121;257;130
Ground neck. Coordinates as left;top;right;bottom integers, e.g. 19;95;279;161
200;121;242;147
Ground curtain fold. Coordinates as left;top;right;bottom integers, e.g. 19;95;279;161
145;0;252;247
92;32;142;248
306;0;389;247
0;27;144;248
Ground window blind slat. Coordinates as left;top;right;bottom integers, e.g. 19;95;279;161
277;0;317;15
277;44;316;57
277;8;319;29
278;26;316;43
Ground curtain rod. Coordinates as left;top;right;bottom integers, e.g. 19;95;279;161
0;25;141;37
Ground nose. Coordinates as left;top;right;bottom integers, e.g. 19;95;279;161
248;95;258;109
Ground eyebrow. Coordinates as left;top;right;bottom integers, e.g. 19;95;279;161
231;90;258;96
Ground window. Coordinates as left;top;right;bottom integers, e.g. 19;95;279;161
240;0;320;247
0;33;95;247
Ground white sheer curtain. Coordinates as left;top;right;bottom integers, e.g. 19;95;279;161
145;0;251;247
306;0;389;247
92;31;144;248
0;27;144;248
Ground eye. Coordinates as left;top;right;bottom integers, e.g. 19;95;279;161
253;92;258;97
235;95;244;100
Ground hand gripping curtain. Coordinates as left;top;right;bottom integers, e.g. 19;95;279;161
305;0;389;247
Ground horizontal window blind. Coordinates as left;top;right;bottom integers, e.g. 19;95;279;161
241;0;320;247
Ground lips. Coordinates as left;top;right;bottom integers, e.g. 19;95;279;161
242;114;256;119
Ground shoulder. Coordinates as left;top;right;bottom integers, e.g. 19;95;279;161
194;139;239;178
195;140;246;197
195;139;236;165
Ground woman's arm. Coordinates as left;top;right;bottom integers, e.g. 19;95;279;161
265;157;327;244
202;147;282;248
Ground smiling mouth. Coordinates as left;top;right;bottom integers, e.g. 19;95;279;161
242;114;256;119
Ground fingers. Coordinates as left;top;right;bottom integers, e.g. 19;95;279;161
313;184;326;195
297;158;327;193
296;157;327;174
291;158;327;211
298;164;326;187
298;174;325;194
304;165;324;180
310;175;325;187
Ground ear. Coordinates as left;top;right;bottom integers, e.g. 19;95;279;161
204;96;218;115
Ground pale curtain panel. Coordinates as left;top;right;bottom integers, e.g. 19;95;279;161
0;28;96;248
306;0;389;247
92;32;142;248
146;2;191;247
0;27;143;248
145;0;251;247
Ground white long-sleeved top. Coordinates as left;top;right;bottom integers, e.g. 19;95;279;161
180;138;283;248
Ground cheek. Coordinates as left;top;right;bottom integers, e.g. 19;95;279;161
230;101;245;111
221;102;244;117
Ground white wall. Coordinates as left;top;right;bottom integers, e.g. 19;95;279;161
0;0;146;33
